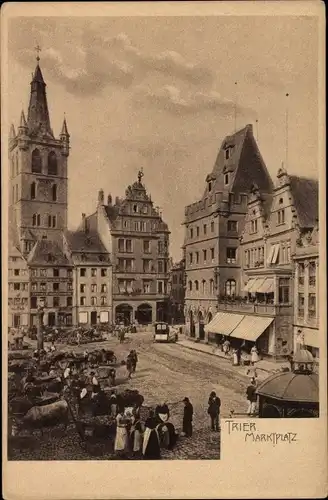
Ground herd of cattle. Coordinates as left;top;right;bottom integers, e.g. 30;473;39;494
8;346;144;446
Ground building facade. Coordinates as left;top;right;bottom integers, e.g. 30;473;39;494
64;216;112;326
293;224;319;358
168;258;186;324
207;168;319;357
8;245;30;328
84;171;171;325
183;124;273;339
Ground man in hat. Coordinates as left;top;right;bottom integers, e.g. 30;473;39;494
182;397;193;437
207;391;221;432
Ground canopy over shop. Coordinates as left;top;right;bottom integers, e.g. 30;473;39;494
204;311;274;352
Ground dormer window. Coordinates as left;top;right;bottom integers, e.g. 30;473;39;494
224;173;229;185
225;146;233;160
133;204;138;213
208;181;212;192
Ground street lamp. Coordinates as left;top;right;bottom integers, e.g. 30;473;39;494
37;298;45;351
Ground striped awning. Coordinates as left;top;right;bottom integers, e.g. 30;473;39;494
258;278;274;294
229;315;274;342
244;278;256;292
204;312;244;335
248;277;267;293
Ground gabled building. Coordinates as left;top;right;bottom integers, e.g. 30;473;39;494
63;218;112;326
8;57;72;328
183;124;273;340
8;244;30;328
83;171;171;325
207;167;319;357
168;258;186;324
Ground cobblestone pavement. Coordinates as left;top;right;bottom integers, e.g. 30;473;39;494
8;332;247;461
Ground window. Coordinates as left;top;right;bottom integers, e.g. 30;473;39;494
91;284;97;293
251;220;258;233
91;297;97;306
100;284;106;293
203;249;207;263
48;152;58;175
245;250;249;267
118;239;124;252
143;240;151;253
133;204;138;213
52;184;57;201
31;149;42;173
134;221;140;231
308;293;316;318
80;297;86;306
31;282;37;292
228;220;238;232
195;280;199;291
140;221;146;232
53;282;59;291
298;293;305;318
100;296;107;306
287;246;291;263
196;226;200;237
14;283;20;291
298;263;305;285
80;268;86;277
309;262;316;286
158;261;163;273
211;248;215;262
143;259;151;273
189;253;193;265
203;224;207;235
14;269;20;276
210;279;214;295
118;279;133;293
189;281;192;291
195;252;199;264
126;240;132;253
80;284;86;293
52;216;56;228
53;296;59;307
190;228;193;239
30;296;37;308
67;269;73;278
267;244;280;265
225;148;232;160
278;278;290;304
47;215;51;228
91;268;97;277
143;281;151;293
224;173;229;185
31;269;38;277
40;269;47;277
31;182;36;200
67;283;73;291
157;281;164;294
158;241;164;254
67;297;72;307
37;214;41;226
226;247;237;264
277;209;285;225
101;269;107;277
32;214;37;226
225;279;236;297
211;221;214;233
202;280;206;294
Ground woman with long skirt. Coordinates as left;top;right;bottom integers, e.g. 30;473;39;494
142;409;161;460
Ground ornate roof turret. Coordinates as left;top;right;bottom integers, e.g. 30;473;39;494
9;123;16;140
60;116;69;138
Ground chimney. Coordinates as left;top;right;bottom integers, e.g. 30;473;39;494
82;213;88;233
98;189;104;206
107;194;112;206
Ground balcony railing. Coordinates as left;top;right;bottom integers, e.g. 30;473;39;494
217;299;292;316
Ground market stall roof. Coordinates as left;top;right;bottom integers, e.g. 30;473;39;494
256;371;319;403
229;315;274;342
204;312;244;335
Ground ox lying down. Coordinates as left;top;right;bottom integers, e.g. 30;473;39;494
14;400;70;437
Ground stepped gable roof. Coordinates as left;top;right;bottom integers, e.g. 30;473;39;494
27;238;71;266
289;175;318;229
64;229;109;254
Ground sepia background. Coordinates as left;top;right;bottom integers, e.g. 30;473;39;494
2;1;326;499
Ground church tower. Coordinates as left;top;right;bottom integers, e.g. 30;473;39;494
9;51;70;255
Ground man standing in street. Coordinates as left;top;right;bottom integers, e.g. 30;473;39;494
182;397;193;437
246;378;258;416
207;391;221;432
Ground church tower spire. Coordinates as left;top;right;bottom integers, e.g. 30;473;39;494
27;47;53;137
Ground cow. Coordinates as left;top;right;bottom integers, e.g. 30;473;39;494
16;399;70;437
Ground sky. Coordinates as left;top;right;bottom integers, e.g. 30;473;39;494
7;15;319;261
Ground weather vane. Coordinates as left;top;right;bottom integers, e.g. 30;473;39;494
137;167;144;184
35;44;41;62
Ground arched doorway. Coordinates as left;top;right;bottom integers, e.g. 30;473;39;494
136;303;152;325
198;311;205;340
115;304;133;325
189;311;195;338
